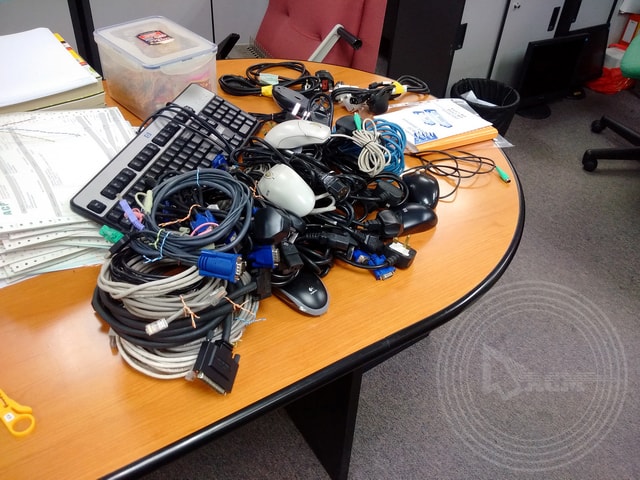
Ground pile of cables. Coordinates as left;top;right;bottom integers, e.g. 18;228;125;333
94;250;258;381
92;63;504;392
95;167;263;393
331;74;431;114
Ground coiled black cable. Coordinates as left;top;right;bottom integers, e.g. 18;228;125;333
128;169;253;264
218;61;322;96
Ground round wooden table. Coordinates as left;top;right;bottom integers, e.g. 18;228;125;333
1;59;524;480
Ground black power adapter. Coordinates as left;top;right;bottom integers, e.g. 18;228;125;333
271;85;330;125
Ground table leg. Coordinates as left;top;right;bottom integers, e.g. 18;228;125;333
286;369;363;480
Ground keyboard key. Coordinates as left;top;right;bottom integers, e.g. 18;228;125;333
87;200;107;214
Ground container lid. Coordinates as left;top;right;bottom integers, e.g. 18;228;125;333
94;16;217;69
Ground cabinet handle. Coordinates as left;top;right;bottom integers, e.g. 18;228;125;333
548;6;561;32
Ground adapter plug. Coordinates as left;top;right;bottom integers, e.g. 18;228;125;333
334;115;357;135
254;267;273;299
190;340;240;394
252;207;292;244
350;231;384;254
315;70;335;91
384;238;417;269
366;89;391;115
392;203;438;235
272;85;311;115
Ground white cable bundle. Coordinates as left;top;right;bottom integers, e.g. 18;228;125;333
99;253;260;379
97;258;225;333
336;117;391;176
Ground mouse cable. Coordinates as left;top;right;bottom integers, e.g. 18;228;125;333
405;149;499;200
227;138;331;199
228;135;291;168
295;244;334;278
229;136;336;196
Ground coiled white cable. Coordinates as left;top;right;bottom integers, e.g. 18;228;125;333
97;258;226;332
100;254;261;379
333;117;391;176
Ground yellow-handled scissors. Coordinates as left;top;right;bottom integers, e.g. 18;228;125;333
0;389;35;437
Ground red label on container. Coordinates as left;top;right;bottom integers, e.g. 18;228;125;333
136;30;174;45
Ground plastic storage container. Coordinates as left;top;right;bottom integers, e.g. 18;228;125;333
450;78;520;136
94;16;217;119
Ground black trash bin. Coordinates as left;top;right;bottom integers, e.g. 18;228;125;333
450;78;520;136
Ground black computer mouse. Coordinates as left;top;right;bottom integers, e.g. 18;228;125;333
273;269;329;316
402;171;440;208
393;202;438;235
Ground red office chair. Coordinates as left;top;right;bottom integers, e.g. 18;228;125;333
218;0;387;73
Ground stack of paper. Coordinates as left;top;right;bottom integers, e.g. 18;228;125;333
0;108;136;286
0;27;105;113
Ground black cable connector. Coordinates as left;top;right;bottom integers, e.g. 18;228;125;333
362;210;402;238
279;241;305;274
315;70;335;92
191;340;240;394
350;231;384;254
303;232;354;252
384;239;417;269
321;174;350;201
108;234;131;257
374;181;405;207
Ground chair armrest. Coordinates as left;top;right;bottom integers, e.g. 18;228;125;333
216;33;240;60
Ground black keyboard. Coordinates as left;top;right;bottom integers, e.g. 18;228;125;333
70;83;259;230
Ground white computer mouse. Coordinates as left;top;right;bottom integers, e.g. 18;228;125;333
257;164;316;217
264;119;332;149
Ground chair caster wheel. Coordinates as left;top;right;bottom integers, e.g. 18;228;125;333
582;157;597;172
591;119;605;133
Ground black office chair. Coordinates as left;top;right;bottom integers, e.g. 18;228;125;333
582;34;640;172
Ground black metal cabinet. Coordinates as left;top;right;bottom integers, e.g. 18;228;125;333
377;0;618;97
378;0;466;98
